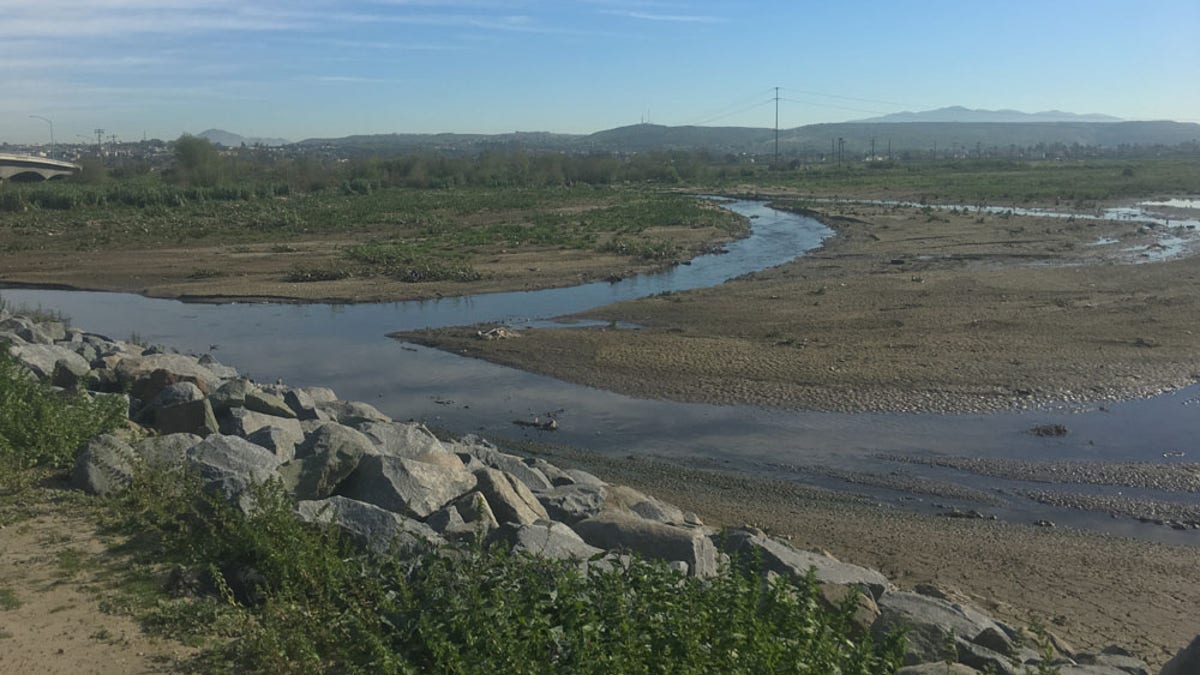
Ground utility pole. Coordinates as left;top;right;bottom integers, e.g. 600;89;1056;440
773;86;780;167
94;128;106;155
870;137;876;160
29;115;54;157
831;138;835;162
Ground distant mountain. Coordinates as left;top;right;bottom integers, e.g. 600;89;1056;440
854;106;1122;124
291;120;1198;157
196;129;290;147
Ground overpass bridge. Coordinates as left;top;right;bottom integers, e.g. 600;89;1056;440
0;153;81;182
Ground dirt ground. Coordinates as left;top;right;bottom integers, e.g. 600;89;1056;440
0;493;192;674
403;199;1200;413
0;223;736;304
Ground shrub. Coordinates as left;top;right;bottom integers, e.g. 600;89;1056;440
0;344;126;473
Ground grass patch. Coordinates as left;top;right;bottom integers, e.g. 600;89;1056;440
0;587;21;610
0;344;127;477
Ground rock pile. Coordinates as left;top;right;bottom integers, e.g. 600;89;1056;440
2;309;1191;674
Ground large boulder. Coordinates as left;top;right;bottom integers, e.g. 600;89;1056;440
355;421;448;458
219;407;304;449
871;591;1007;666
0;316;60;344
134;433;202;470
537;484;608;524
473;468;549;526
504;520;604;561
338;455;477;519
8;343;90;381
716;528;889;599
572;511;718;578
606;485;697;526
426;491;500;542
210;379;255;413
115;354;220;396
185;435;283;513
72;434;138;495
454;438;552;491
296;496;444;556
1160;635;1200;675
154;398;219;437
279;424;372;500
244;389;296;419
317;400;390;426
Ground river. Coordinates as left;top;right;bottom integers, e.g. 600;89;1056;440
3;199;1198;545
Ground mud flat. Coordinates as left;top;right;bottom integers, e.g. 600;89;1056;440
403;199;1200;414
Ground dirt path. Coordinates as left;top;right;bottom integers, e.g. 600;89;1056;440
0;493;191;674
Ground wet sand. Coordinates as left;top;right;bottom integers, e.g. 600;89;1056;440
402;200;1200;414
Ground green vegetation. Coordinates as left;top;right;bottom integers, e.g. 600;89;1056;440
0;346;126;477
0;587;20;611
763;158;1200;204
105;476;905;673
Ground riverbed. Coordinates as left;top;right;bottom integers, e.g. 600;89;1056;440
4;199;1198;546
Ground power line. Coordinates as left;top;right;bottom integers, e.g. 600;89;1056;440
680;88;775;126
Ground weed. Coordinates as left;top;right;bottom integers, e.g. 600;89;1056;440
0;587;21;610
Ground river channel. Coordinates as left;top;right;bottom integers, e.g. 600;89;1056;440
4;199;1198;546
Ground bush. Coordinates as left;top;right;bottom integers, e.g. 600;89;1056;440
0;344;126;473
110;475;906;674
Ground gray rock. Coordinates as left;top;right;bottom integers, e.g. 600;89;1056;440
537;484;608;524
1074;652;1150;675
154;398;219;437
279;425;372;500
185;435;283;513
338;455;477;519
573;511;718;577
716;529;889;599
220;407;304;447
300;386;338;404
197;353;239;380
1058;666;1137;675
210;378;255;413
607;485;690;526
425;493;499;542
564;469;606;487
972;626;1015;657
9;343;90;381
115;354;220;392
134;433;202;470
528;458;574;486
1160;635;1200;675
355;421;448;458
72;434;137;495
456;441;552;491
956;637;1019;675
473;468;550;526
897;665;980;674
295;422;376;460
244;389;296;419
317;399;390;425
0;316;54;344
150;382;206;408
872;591;1005;666
505;520;603;561
296;496;444;556
282;387;321;420
51;354;92;389
245;426;301;462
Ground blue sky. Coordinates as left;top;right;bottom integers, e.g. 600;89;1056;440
3;0;1198;144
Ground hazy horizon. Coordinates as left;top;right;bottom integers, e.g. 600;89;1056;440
3;0;1198;145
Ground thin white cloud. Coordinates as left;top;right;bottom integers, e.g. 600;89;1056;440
602;9;721;23
309;75;408;84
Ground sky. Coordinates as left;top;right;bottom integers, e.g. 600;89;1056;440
2;0;1198;144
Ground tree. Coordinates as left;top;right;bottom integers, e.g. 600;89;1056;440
172;134;223;186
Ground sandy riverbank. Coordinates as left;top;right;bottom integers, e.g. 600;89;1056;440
401;198;1200;413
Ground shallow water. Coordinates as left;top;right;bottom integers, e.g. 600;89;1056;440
4;200;1198;545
